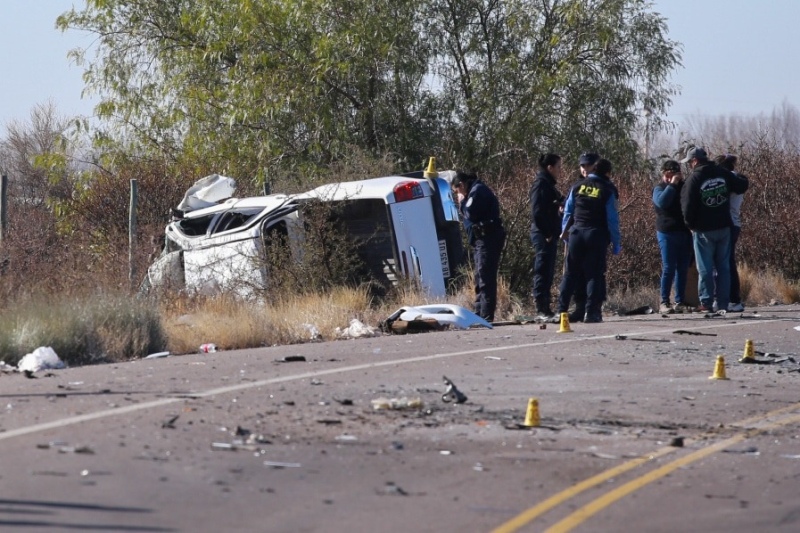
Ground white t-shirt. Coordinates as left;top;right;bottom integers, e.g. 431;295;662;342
729;171;744;227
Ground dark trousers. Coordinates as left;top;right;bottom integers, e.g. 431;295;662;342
558;227;608;315
531;232;558;311
473;232;505;322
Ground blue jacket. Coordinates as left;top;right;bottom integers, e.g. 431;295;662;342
561;173;621;254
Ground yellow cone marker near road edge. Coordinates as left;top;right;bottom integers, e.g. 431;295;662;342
739;339;755;363
709;355;729;380
557;312;573;333
524;398;540;427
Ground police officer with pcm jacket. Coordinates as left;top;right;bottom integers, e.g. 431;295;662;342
452;171;506;322
556;156;621;323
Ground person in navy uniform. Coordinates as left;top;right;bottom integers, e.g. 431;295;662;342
452;171;506;322
556;156;621;323
530;153;566;319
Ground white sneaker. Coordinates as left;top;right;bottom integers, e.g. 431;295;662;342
712;300;718;312
728;302;745;312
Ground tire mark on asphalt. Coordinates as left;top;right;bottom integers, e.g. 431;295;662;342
0;320;781;445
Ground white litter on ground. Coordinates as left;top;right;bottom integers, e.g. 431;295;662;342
336;319;378;338
17;347;66;373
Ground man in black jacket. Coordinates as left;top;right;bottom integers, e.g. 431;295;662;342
530;153;565;318
680;147;749;314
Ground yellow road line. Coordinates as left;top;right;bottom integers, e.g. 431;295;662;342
546;412;800;533
492;402;800;533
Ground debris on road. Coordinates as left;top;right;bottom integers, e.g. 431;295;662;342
144;351;170;359
276;355;307;363
614;335;670;342
441;376;468;404
381;304;493;334
264;461;302;468
162;415;180;429
371;397;423;410
378;481;409;496
199;343;217;353
674;330;717;336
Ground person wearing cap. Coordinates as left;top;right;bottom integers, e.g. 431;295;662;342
680;147;749;314
452;170;506;322
556;155;621;323
529;153;566;319
714;154;747;312
556;153;604;322
653;159;693;314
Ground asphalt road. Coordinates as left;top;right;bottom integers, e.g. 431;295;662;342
1;305;800;533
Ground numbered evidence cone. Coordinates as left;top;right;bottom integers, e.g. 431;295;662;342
424;156;438;178
557;312;573;333
523;398;540;427
739;339;755;363
709;355;729;380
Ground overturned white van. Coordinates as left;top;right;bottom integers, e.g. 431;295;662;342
142;168;465;298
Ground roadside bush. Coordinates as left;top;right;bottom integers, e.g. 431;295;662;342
0;293;166;367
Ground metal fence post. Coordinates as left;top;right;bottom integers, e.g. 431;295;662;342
129;179;138;290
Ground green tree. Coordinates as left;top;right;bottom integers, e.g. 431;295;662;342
58;0;680;181
58;0;432;188
425;0;681;168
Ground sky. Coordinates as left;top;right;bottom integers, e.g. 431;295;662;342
1;0;799;128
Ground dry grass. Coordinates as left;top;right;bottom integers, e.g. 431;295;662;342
162;286;381;354
0;294;165;367
604;286;661;315
4;262;798;367
738;264;800;304
160;268;526;355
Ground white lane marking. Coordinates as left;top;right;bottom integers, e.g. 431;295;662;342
0;320;781;442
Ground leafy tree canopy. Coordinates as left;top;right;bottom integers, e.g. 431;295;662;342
58;0;680;186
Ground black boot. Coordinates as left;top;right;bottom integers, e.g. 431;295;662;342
568;302;586;323
583;307;603;323
536;300;554;319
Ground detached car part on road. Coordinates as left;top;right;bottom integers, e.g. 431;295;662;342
142;168;465;298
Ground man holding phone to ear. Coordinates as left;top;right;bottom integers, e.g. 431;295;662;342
653;159;693;314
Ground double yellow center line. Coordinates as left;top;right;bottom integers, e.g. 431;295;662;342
493;402;800;533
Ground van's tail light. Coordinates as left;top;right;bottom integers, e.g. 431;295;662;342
393;181;424;202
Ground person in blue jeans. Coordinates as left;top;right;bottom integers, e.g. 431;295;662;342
652;159;693;313
680;147;749;314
